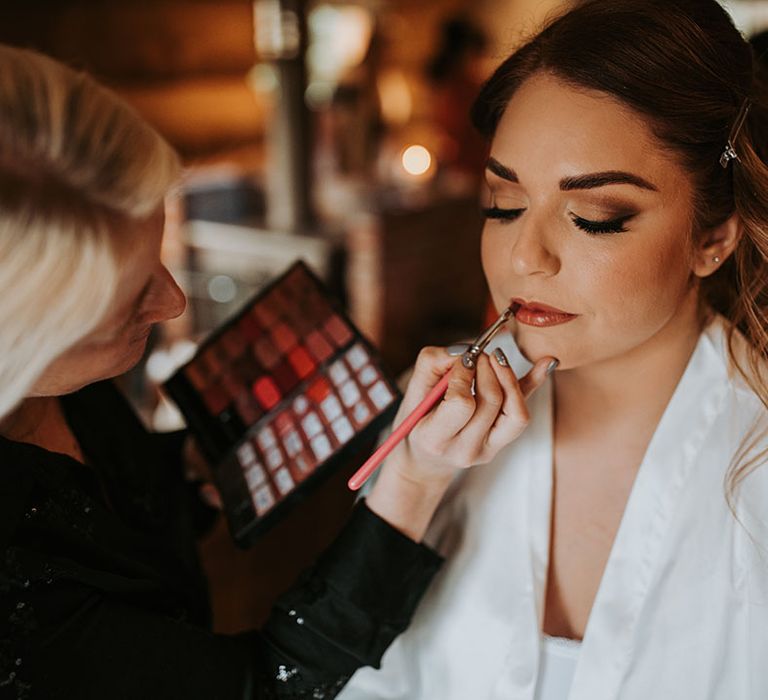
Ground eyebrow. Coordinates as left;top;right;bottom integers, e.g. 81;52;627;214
485;157;658;192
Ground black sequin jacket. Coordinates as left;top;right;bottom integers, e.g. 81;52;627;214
0;381;442;699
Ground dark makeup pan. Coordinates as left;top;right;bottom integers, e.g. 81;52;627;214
164;261;401;546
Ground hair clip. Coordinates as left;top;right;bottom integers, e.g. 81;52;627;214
720;98;751;168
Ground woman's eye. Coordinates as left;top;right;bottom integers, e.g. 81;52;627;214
481;206;525;223
571;214;632;235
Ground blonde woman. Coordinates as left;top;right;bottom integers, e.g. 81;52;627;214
0;45;551;698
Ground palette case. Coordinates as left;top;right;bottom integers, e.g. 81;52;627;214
164;261;401;546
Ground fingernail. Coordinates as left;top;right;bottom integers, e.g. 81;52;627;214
492;348;509;367
200;483;222;510
446;343;470;357
546;359;560;376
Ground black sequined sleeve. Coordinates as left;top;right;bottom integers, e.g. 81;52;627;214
5;501;441;700
256;500;443;697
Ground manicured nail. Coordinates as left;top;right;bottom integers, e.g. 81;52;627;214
492;348;509;367
446;343;470;357
200;483;223;510
546;359;560;376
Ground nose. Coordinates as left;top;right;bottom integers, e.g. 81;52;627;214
508;216;560;277
139;265;187;325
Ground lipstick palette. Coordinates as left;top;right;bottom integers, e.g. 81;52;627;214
164;261;400;545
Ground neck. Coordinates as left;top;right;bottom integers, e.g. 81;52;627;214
1;397;56;441
554;295;708;441
0;396;84;463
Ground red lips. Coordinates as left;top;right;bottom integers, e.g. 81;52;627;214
511;298;577;328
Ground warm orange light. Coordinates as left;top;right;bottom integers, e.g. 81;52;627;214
401;145;432;176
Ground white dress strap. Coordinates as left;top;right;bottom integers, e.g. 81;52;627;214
534;636;582;700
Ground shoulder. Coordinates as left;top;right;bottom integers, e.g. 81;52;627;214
0;437;52;552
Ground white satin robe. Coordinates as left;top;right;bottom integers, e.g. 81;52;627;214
340;317;768;700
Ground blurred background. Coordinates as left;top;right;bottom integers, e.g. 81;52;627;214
2;0;766;633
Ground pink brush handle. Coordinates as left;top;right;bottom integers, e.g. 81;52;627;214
348;371;452;491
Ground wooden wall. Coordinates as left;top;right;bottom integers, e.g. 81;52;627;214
0;1;266;158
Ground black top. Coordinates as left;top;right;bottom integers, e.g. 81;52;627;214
0;382;442;699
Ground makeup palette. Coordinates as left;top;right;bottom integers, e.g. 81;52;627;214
164;261;401;545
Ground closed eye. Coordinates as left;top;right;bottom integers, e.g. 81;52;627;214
570;213;633;235
482;206;635;235
481;206;525;222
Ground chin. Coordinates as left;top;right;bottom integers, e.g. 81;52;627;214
97;337;151;383
513;327;579;371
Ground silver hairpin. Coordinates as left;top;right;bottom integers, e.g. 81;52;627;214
720;99;751;168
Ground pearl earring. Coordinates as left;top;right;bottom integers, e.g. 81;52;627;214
713;255;721;264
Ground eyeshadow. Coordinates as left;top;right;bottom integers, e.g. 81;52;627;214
310;433;333;461
292;394;309;415
221;372;243;399
203;347;225;377
273;411;295;434
339;379;361;408
253;336;281;369
358;365;378;387
256;425;277;451
300;411;324;439
346;343;369;371
288;308;315;336
306;290;332;320
203;385;229;415
253;298;279;327
252;483;276;515
368;380;395;410
319;393;343;423
331;415;354;444
185;362;208;392
220;330;246;360
164;261;401;546
272;322;298;353
324;314;354;347
253;376;281;410
273;467;295;496
282;429;304;458
287;345;316;379
306;330;334;362
307;376;332;404
351;399;373;428
328;359;350;387
238;314;262;343
264;444;284;471
234;390;262;425
245;462;268;490
271;359;299;394
237;441;257;467
290;451;316;481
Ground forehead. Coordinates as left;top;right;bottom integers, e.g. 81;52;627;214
490;72;689;192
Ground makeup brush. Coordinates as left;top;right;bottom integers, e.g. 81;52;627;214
347;303;520;491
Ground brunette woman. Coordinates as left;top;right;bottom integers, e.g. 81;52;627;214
341;1;768;698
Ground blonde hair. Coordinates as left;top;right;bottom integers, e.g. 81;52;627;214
0;44;181;419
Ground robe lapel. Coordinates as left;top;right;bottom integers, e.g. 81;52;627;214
569;327;729;700
490;379;555;699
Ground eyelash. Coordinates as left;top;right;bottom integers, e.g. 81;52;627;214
481;206;632;235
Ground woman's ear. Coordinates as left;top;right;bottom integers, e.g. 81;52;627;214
691;211;743;278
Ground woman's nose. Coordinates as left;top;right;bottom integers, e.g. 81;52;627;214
140;266;187;325
508;218;560;277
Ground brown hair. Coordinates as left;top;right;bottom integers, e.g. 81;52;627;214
471;0;768;491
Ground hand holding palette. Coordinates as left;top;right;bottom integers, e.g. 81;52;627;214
164;261;400;546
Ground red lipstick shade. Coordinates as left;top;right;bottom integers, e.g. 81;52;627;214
512;298;577;328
